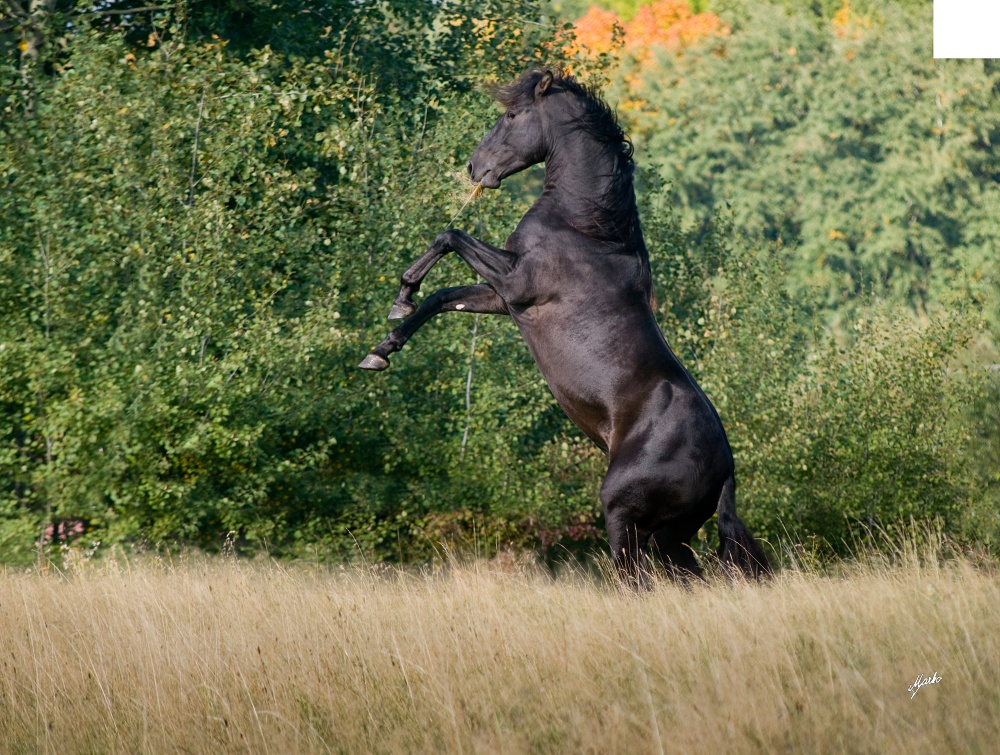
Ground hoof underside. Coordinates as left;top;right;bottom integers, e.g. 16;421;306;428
388;302;415;320
358;353;390;371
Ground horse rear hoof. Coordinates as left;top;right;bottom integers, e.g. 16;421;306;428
388;302;415;320
358;353;390;371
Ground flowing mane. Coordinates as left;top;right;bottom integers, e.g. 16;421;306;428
490;69;634;165
491;69;651;303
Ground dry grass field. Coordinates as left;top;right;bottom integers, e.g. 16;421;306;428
1;542;998;754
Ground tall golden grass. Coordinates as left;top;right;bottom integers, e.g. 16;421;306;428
2;542;997;754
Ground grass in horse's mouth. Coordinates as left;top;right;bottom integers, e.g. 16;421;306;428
452;171;484;204
446;173;485;224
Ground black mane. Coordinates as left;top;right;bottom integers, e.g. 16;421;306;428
491;69;650;303
491;70;634;165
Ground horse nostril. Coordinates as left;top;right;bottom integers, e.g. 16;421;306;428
466;160;474;177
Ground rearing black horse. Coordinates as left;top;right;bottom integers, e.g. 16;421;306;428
359;69;770;583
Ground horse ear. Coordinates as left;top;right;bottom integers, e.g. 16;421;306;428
535;70;554;99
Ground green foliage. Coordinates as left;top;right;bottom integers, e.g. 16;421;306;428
0;0;605;562
641;190;986;555
627;0;1000;320
0;0;992;565
622;0;999;552
548;1;712;24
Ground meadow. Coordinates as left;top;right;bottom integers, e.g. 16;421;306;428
2;543;997;754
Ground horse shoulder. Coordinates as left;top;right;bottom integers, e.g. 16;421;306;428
505;211;550;253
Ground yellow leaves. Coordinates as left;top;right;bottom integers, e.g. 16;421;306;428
832;0;852;32
468;17;496;46
567;1;727;64
631;1;728;52
828;229;846;241
832;0;873;41
619;96;650;114
18;41;28;53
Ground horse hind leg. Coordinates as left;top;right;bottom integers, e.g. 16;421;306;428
601;476;654;590
359;284;507;371
605;514;652;590
650;528;704;585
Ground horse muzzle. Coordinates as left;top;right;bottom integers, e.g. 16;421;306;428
467;160;501;189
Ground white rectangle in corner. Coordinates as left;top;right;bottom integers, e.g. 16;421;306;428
935;0;1000;58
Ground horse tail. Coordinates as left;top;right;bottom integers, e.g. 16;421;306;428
716;474;771;580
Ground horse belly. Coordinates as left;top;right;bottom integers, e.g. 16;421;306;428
515;320;656;452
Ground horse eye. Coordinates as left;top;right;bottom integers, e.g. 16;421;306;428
506;111;515;120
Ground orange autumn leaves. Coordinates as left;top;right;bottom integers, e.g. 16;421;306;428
570;1;728;60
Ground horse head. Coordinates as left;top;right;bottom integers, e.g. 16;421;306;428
467;69;556;189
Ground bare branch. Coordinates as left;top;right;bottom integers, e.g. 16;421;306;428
460;311;481;461
187;88;206;207
2;0;28;20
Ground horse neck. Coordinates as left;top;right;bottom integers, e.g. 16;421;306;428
538;129;637;242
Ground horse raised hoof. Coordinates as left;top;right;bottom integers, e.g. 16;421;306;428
388;301;416;320
358;353;390;371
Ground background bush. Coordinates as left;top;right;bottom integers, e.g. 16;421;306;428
0;0;995;565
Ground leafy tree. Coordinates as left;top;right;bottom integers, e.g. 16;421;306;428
0;0;607;562
589;1;999;321
641;192;986;555
0;0;992;565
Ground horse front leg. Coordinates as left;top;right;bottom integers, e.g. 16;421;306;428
388;229;517;320
359;284;508;370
